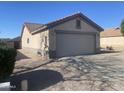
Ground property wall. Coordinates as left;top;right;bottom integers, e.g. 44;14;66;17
21;26;49;55
100;36;124;47
49;17;100;57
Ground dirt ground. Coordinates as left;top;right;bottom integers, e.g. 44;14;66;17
16;49;43;61
13;47;124;91
14;49;48;73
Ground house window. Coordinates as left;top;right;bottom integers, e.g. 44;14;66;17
27;38;29;44
76;20;81;29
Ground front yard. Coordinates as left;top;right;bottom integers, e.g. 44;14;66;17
11;48;124;91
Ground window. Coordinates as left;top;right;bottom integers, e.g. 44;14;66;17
27;38;29;44
76;20;81;29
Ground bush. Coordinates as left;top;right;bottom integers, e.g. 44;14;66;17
0;43;17;82
106;46;113;50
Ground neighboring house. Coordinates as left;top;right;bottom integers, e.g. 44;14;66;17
21;12;103;58
9;36;21;49
100;28;124;48
0;37;21;49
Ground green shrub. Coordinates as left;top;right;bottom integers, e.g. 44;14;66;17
0;44;17;82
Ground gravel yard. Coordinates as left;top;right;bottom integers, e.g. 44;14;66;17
12;48;124;91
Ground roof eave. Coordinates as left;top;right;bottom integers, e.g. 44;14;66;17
79;13;104;31
31;25;48;34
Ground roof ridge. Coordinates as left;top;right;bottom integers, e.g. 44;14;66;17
45;12;82;26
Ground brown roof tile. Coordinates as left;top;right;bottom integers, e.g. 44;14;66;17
32;12;103;34
24;22;44;32
100;28;122;37
23;12;103;34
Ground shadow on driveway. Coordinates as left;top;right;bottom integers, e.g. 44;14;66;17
10;69;63;91
16;51;30;61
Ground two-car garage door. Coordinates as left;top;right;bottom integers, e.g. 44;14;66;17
56;32;96;57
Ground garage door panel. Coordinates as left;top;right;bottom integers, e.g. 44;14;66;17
56;33;95;57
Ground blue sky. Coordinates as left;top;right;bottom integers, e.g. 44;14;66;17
0;1;124;38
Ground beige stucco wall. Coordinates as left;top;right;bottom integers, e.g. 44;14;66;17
49;17;100;52
21;26;40;49
100;36;124;47
21;26;49;55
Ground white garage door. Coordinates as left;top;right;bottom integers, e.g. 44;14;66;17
56;33;96;57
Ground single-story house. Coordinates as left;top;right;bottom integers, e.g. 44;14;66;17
21;12;103;58
100;28;124;48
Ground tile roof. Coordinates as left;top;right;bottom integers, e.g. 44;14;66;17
32;12;103;34
100;28;122;37
24;22;44;32
23;12;103;34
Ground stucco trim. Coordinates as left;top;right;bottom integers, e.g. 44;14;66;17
55;30;97;35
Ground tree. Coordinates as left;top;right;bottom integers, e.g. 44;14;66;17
120;19;124;36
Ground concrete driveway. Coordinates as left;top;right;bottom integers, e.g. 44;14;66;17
12;48;124;91
38;51;124;91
